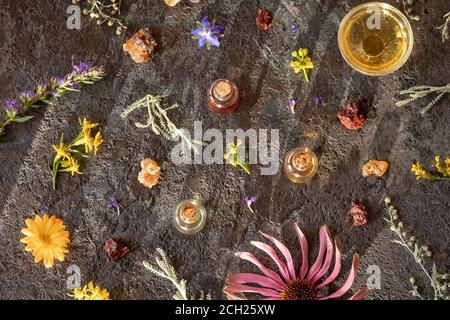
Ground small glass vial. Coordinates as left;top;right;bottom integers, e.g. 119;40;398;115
173;193;207;235
284;147;319;184
207;79;240;114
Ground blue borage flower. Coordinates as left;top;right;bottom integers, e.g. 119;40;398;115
192;16;224;49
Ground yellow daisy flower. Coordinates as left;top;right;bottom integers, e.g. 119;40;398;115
69;281;111;300
20;214;70;268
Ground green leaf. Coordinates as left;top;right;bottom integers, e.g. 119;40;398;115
11;115;34;123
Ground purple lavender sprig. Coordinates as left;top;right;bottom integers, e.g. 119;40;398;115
0;63;106;142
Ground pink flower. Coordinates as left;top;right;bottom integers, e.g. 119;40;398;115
224;224;368;300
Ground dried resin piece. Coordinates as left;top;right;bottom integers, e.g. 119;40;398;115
103;239;130;261
338;99;366;130
138;158;161;189
362;160;389;177
164;0;182;6
256;9;273;32
123;28;157;63
348;201;368;227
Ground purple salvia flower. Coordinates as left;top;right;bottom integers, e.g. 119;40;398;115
107;198;122;215
244;195;257;213
192;16;224;49
72;62;91;74
314;95;323;107
291;24;299;33
3;99;22;114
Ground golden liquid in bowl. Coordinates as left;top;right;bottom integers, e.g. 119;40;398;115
338;3;413;76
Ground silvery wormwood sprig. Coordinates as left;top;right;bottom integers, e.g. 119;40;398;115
438;11;450;43
384;197;450;300
395;82;450;115
121;94;204;154
0;63;106;143
142;248;211;300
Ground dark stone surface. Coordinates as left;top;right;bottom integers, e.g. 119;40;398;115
0;0;449;300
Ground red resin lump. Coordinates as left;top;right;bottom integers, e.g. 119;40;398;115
348;201;368;227
256;9;273;32
338;99;366;130
103;239;130;261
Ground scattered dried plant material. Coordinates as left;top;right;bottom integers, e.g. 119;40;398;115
138;158;161;189
123;28;157;63
338;99;366;130
181;205;197;223
256;9;273;32
348;201;368;227
362;160;389;177
103;239;130;261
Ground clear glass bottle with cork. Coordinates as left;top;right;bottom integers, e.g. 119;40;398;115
173;193;207;235
207;79;240;114
284;147;319;184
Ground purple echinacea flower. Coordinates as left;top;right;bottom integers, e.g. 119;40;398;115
192;16;224;49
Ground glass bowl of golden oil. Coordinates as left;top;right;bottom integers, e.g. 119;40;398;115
338;2;414;76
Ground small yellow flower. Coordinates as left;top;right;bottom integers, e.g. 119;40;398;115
93;131;103;155
61;157;82;176
435;155;450;177
290;48;314;82
20;214;70;268
69;281;110;300
411;162;430;180
52;141;71;161
79;118;99;135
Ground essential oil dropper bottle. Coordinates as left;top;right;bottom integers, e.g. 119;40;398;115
207;79;240;114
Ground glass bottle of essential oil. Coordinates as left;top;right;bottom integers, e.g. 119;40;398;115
207;79;240;114
173;193;206;235
284;147;319;184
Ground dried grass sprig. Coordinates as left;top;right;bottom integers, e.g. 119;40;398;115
384;197;449;300
395;82;450;115
142;248;211;300
121;94;202;153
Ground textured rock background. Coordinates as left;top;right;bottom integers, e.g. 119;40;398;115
0;0;449;300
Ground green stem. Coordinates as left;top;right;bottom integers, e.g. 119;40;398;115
302;69;310;82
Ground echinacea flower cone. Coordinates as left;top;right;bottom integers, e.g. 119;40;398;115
20;214;70;268
224;224;368;300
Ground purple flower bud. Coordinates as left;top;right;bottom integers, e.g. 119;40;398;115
3;99;22;114
36;80;49;93
72;62;91;74
291;24;298;33
314;95;323;107
20;90;36;101
50;90;58;98
55;76;65;84
71;82;81;90
107;198;122;215
289;97;297;107
244;195;257;213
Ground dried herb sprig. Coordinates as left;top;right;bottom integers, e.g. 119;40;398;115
224;139;251;175
402;0;421;21
395;82;450;114
438;11;450;43
0;63;106;143
384;197;449;300
121;94;202;153
142;248;211;300
411;156;450;181
74;0;127;36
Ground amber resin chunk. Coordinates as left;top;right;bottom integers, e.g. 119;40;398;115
123;28;157;63
138;158;161;189
362;160;389;177
103;239;130;261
